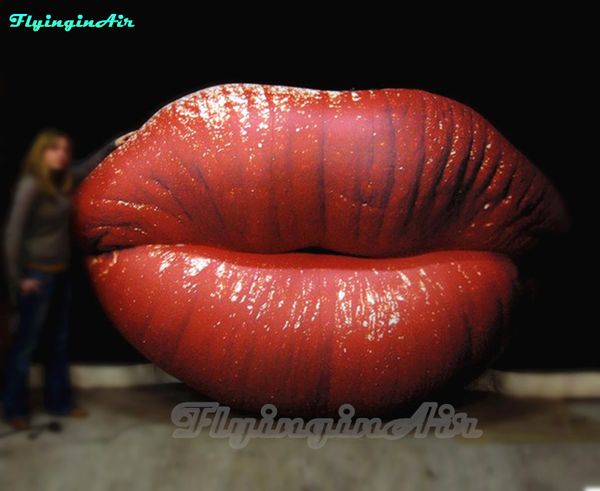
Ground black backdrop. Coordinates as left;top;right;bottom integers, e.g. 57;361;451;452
1;3;596;368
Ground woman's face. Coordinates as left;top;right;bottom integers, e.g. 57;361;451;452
43;136;72;171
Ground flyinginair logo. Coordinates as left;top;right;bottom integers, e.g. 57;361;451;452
8;13;135;32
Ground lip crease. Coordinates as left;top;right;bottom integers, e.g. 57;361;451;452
74;84;568;416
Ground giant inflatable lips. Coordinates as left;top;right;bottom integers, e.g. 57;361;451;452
74;84;567;416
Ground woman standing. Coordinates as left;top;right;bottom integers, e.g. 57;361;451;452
2;128;134;429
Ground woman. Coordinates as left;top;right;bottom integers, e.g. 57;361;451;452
2;128;134;429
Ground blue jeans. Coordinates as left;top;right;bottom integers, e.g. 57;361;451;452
2;268;74;420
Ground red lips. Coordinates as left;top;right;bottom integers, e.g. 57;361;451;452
74;84;567;416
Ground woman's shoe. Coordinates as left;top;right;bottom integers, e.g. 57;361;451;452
67;407;88;418
7;417;30;431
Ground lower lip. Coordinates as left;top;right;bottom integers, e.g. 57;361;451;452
86;243;518;416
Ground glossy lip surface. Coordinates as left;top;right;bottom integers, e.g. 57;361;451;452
87;245;518;415
74;84;567;416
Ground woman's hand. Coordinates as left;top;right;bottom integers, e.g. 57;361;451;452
114;131;136;147
20;278;42;295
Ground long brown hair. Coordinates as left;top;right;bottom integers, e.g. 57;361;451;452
22;128;73;196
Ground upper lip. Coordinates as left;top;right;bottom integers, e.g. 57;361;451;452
75;84;567;259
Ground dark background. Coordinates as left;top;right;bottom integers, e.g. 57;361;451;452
0;3;596;368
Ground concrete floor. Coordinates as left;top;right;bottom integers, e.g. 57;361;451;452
1;385;600;491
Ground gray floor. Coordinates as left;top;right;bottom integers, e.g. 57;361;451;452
1;385;600;491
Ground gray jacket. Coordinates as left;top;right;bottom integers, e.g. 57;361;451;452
4;140;116;303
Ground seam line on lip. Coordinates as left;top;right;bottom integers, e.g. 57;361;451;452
86;243;511;265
